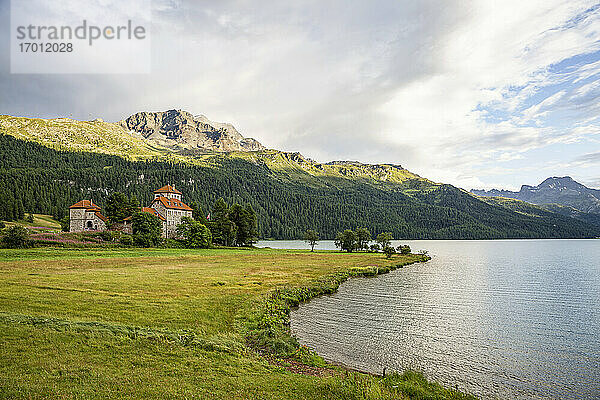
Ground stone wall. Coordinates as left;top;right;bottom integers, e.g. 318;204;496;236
69;208;106;232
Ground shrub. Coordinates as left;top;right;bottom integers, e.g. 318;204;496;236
119;234;133;246
132;212;162;247
355;227;371;251
334;229;357;252
383;245;396;259
397;245;411;254
98;230;114;242
369;243;380;252
26;213;35;223
0;221;5;229
163;238;185;248
176;217;212;248
133;232;161;248
376;232;393;249
1;225;32;248
59;216;70;232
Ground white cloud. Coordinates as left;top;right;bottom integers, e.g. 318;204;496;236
1;0;600;190
373;1;600;187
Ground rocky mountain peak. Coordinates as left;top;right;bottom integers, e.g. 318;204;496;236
120;109;265;152
472;176;600;214
537;176;580;190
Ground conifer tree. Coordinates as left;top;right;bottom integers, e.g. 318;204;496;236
188;201;203;221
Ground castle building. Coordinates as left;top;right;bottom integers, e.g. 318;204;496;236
150;185;193;238
69;200;108;232
69;185;192;239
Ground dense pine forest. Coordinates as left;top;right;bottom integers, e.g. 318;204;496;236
1;135;598;239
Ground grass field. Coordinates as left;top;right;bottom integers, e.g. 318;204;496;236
0;247;475;399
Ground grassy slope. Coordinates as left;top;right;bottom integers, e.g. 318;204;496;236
476;196;552;217
227;150;429;189
4;214;61;229
0;115;170;160
0;248;474;400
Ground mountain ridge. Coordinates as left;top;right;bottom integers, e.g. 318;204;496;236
472;176;600;214
0;111;428;187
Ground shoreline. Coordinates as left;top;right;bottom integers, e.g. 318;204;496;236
245;253;430;370
244;251;477;399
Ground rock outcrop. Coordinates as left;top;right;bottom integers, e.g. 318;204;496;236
120;109;265;152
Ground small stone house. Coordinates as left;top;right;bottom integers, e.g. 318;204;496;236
69;200;108;232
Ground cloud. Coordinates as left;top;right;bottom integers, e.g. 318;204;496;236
1;0;600;190
568;151;600;167
371;1;600;187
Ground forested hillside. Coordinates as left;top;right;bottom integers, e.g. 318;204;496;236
1;135;598;239
479;197;600;228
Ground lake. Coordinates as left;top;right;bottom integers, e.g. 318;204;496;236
258;239;600;399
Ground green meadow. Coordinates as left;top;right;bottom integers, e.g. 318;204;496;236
0;247;475;399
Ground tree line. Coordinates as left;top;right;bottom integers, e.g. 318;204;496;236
2;190;258;249
305;228;412;258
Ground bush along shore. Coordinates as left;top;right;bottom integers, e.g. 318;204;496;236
243;253;476;399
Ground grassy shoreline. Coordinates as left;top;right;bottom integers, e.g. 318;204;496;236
0;247;476;399
244;254;430;358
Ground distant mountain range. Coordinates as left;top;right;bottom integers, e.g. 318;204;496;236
1;110;599;239
472;177;600;228
472;177;600;214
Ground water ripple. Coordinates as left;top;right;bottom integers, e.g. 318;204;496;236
290;240;600;400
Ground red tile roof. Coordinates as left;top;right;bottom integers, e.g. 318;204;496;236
69;200;101;211
142;207;166;221
94;211;108;223
154;185;182;195
152;196;193;211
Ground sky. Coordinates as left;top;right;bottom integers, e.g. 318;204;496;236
1;0;600;190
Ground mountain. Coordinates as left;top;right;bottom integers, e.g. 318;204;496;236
472;177;600;214
1;112;599;239
0;112;427;186
120;110;265;152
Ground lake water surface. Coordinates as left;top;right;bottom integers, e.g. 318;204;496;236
258;240;600;399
